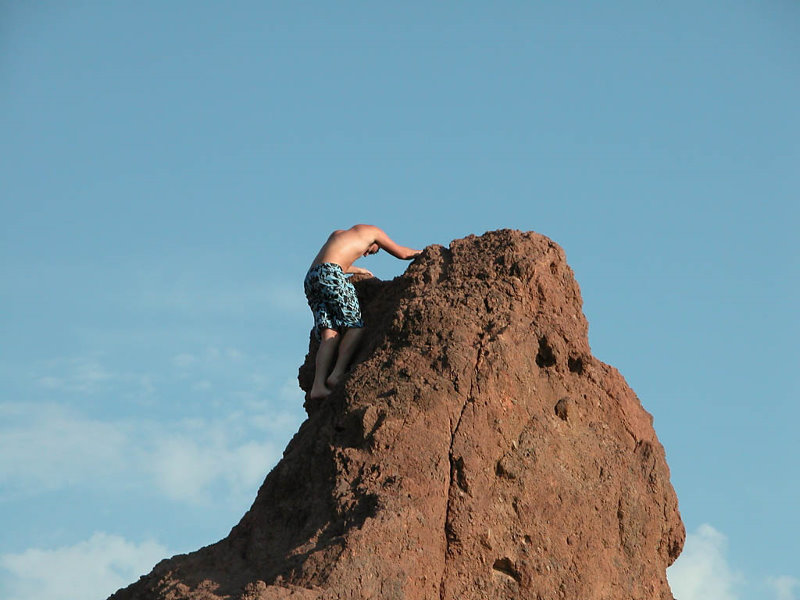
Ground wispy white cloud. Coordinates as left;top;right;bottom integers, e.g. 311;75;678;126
668;525;799;600
34;357;121;394
770;576;800;600
171;346;249;377
146;408;285;505
0;395;301;506
29;356;157;405
0;532;168;600
5;343;307;504
667;524;743;600
0;403;135;494
172;353;198;369
33;347;251;397
244;378;307;434
151;434;278;505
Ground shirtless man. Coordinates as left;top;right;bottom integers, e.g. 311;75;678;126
304;224;421;400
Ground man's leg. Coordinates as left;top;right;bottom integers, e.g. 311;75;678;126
309;328;340;399
326;327;365;389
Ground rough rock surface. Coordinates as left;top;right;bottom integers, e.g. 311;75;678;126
110;230;684;600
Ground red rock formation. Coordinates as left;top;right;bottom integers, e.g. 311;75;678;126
111;230;684;600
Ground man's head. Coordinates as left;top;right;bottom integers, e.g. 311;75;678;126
363;243;379;257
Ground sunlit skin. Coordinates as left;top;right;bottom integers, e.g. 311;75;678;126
308;225;421;400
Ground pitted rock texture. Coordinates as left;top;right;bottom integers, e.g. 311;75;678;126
110;229;684;600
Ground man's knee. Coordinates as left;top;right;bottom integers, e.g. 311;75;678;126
320;328;340;341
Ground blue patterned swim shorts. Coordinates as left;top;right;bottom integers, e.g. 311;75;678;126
304;263;364;339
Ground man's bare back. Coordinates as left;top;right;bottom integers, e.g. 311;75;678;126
305;224;421;400
311;224;421;275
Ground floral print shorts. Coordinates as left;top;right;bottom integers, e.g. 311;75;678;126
304;263;364;339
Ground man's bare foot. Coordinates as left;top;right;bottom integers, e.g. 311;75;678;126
326;371;345;389
308;384;332;400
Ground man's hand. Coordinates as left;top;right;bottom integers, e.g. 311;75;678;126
346;265;374;277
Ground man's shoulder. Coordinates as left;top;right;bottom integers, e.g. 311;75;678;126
350;224;382;239
350;223;378;232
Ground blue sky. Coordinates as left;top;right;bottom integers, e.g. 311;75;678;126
1;2;798;599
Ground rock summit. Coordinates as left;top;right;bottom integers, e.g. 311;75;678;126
111;229;684;600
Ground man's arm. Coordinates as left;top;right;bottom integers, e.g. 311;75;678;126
345;265;373;276
369;226;421;260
